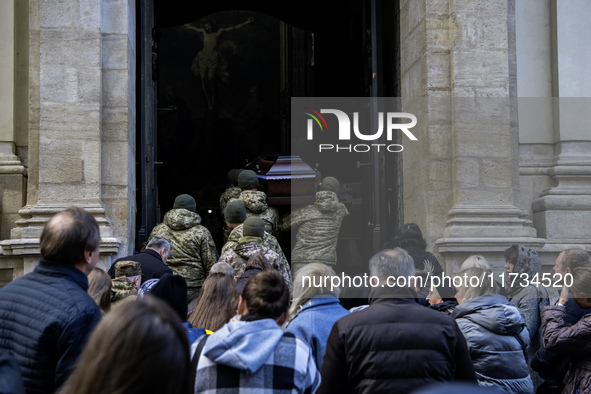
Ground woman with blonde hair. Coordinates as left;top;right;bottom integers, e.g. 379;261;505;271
88;267;112;314
285;263;350;368
460;255;506;296
453;267;533;393
58;296;191;394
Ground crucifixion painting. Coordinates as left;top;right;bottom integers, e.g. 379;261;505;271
184;16;255;111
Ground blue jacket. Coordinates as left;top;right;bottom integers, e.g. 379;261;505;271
285;295;350;369
453;294;534;394
193;318;320;393
0;260;101;394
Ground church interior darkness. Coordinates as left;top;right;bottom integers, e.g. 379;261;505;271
139;0;401;272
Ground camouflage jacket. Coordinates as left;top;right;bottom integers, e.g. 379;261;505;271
289;191;349;265
148;208;217;290
233;191;279;235
221;223;289;267
219;186;242;212
218;238;292;293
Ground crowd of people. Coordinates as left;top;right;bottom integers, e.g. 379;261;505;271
0;170;590;394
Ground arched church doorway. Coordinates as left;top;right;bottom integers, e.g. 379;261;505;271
137;0;402;276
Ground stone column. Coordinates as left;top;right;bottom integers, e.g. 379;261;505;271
532;0;591;253
401;0;541;274
0;0;121;275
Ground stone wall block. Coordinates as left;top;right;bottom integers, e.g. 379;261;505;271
39;66;66;102
102;69;128;108
40;104;100;137
40;0;74;28
101;0;128;34
40;31;100;67
455;158;479;187
401;26;426;72
38;139;83;183
456;133;510;158
83;140;100;184
455;189;513;206
407;0;426;36
102;107;129;141
79;0;100;29
483;159;512;188
453;14;508;50
77;67;101;102
452;50;509;90
101;141;128;186
428;159;451;189
102;35;128;69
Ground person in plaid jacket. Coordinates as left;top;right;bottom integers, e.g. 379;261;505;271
192;270;320;393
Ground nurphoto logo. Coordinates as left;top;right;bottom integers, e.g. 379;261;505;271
303;107;418;153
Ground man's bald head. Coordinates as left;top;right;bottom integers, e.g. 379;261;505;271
40;207;101;266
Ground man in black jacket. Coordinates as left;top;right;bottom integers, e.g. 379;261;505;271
319;248;477;394
108;236;173;284
0;207;103;394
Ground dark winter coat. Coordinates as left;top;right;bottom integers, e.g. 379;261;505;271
452;294;534;393
108;248;172;284
542;305;591;394
319;286;477;394
0;260;101;393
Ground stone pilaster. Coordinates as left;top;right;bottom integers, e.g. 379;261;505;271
0;0;123;276
401;0;541;274
531;1;591;253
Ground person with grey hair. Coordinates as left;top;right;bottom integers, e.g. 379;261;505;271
319;248;477;394
208;261;235;277
285;263;350;369
108;236;173;285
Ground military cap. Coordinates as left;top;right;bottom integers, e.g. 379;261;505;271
320;176;340;194
115;260;142;278
243;217;266;238
238;170;259;190
173;194;196;212
227;169;244;186
224;200;246;224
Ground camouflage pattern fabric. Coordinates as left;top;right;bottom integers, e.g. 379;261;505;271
288;191;349;266
148;208;218;302
220;186;242;243
232;191;279;236
111;276;138;306
218;237;292;294
114;260;141;278
221;223;289;268
220;186;242;213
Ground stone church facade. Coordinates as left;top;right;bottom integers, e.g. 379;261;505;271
0;0;589;282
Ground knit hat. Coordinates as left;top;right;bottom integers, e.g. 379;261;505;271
224;200;246;224
173;194;196;212
243;217;265;237
227;169;244;186
115;260;141;278
238;170;259;189
320;176;340;194
149;273;188;321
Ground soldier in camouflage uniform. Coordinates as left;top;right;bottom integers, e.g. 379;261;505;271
148;194;218;302
111;260;142;308
218;217;291;293
220;169;243;242
232;169;279;236
221;200;289;266
282;177;349;274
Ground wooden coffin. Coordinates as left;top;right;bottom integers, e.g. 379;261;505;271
249;156;317;205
